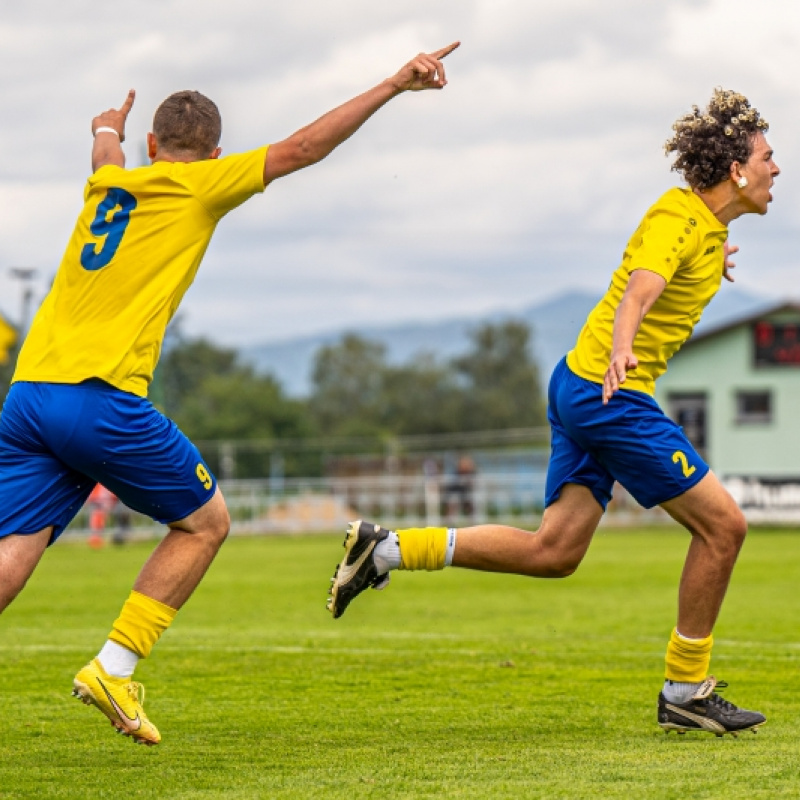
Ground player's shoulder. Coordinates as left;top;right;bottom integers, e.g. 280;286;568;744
639;188;713;240
646;187;694;217
649;187;722;232
87;163;127;183
179;146;268;172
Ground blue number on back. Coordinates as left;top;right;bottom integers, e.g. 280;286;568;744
80;187;137;271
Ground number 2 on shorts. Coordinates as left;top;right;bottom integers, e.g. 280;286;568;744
672;450;696;478
81;187;137;271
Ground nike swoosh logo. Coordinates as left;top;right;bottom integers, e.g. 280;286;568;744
98;677;142;732
665;703;725;733
337;542;376;585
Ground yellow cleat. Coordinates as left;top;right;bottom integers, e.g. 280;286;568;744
72;658;161;745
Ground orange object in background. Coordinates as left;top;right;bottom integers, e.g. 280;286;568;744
87;484;117;548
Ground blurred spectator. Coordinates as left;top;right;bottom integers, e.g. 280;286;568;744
446;455;476;517
112;502;132;546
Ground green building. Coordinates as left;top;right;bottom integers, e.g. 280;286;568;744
655;301;800;519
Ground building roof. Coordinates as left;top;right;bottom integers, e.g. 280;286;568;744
684;299;800;348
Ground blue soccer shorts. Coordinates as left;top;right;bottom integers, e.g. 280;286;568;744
545;358;709;510
0;380;217;543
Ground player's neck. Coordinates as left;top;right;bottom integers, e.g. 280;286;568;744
151;152;197;165
692;186;739;227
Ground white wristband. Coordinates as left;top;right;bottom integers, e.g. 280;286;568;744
94;126;120;137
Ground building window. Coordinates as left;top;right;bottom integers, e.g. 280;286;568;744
667;393;708;460
753;321;800;367
735;390;772;424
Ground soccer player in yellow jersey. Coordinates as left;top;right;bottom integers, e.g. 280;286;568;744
0;41;459;745
329;88;779;737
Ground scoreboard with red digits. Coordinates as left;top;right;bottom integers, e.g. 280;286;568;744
753;321;800;366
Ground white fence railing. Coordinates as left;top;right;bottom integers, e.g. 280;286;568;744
60;472;550;542
60;472;800;544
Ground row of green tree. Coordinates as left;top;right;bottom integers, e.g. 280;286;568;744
155;321;545;441
0;320;546;474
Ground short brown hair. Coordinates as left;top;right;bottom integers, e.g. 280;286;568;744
152;90;222;158
665;89;769;191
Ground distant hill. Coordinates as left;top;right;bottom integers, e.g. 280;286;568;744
242;287;777;397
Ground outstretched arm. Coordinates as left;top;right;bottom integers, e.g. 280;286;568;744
263;42;459;186
91;89;136;172
602;269;667;404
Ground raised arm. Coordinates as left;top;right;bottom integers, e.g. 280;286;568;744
91;89;136;173
602;269;667;404
263;42;460;186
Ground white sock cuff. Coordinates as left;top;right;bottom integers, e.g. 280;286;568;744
675;629;708;643
444;528;457;566
373;531;401;574
662;679;702;703
97;639;139;679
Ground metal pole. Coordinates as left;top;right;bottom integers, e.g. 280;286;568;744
9;267;37;339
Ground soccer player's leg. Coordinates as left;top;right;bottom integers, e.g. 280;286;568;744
327;361;610;618
327;486;605;619
583;386;763;735
0;382;96;613
657;474;763;736
72;490;229;745
0;528;51;613
45;382;228;744
72;490;229;746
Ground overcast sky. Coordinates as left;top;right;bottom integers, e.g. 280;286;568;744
1;0;798;346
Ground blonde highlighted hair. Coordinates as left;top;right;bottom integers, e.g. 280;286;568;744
665;89;768;190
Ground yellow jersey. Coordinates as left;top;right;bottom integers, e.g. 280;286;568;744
14;147;268;396
566;187;728;395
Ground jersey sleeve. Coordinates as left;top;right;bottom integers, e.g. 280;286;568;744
85;164;126;198
625;205;701;283
188;146;269;220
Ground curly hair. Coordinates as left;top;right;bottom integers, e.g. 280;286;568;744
153;90;221;158
664;89;768;191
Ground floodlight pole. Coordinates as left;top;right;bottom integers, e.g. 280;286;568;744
8;267;37;339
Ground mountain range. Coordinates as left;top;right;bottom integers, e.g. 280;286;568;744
242;287;779;398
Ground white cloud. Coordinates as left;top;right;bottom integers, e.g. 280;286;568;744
0;0;795;345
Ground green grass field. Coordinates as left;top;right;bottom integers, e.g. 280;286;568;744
2;526;800;799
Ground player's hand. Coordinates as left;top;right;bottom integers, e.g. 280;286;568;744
389;42;460;92
603;351;638;404
723;240;739;283
91;89;136;142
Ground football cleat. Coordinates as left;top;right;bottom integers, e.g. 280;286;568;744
327;520;392;619
72;658;161;745
658;676;766;737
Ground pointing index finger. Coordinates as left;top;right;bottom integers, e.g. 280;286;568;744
431;41;460;60
119;89;136;116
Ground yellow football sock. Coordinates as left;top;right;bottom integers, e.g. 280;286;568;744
397;527;448;571
664;627;713;682
108;590;177;659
